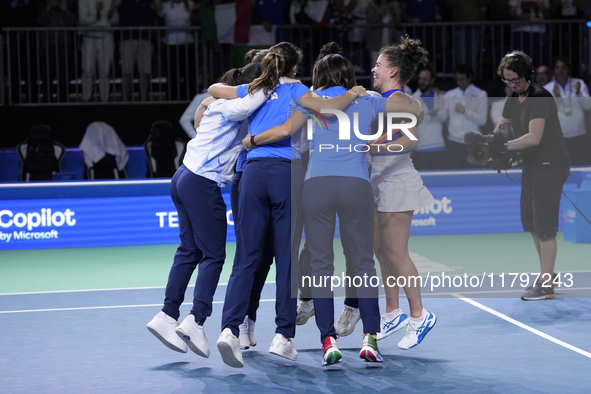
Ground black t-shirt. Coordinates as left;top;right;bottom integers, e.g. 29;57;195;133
502;83;571;171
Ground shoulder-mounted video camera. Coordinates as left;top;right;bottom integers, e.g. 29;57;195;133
463;127;518;172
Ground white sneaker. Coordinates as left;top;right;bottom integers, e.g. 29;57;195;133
398;309;437;350
322;336;342;367
296;300;315;325
146;311;188;353
269;333;298;361
359;334;383;363
334;305;361;337
238;316;257;350
217;328;244;368
376;311;408;341
175;314;210;358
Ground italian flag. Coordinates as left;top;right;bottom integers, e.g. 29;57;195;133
201;0;252;44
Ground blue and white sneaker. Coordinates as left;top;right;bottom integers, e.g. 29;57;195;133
398;309;436;350
376;311;408;341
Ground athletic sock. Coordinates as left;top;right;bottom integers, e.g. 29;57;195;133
384;308;403;320
409;309;426;325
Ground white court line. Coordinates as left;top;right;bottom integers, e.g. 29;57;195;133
424;286;591;296
0;281;277;296
418;167;591;176
0;179;171;188
0;286;170;296
0;299;276;314
1;287;590;314
453;293;591;360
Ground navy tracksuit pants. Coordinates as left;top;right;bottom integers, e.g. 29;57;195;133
163;165;226;324
222;158;305;338
230;171;274;322
299;239;359;308
302;176;380;343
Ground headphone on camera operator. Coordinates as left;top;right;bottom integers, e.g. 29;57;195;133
503;52;535;95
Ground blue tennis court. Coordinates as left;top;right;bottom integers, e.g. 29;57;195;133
1;277;590;393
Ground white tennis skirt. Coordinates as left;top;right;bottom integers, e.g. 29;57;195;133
370;153;435;213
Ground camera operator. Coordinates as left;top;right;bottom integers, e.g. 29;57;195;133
492;51;571;301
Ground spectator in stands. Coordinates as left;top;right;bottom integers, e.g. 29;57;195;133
252;0;286;41
544;56;591;165
289;0;315;26
508;0;550;66
366;0;401;65
332;0;356;36
446;0;491;77
113;0;157;102
549;0;585;76
399;0;441;57
550;0;585;18
290;0;330;27
179;91;209;138
289;0;329;65
411;68;447;170
443;64;488;169
490;83;513;126
535;64;552;86
509;0;550;20
79;0;119;102
342;0;372;73
36;0;78;103
153;0;198;101
490;83;513;125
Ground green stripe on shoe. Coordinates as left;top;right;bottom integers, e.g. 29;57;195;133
323;350;342;366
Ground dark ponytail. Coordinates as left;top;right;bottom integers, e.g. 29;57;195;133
312;42;356;90
218;62;263;87
316;42;342;62
248;42;303;95
248;52;286;95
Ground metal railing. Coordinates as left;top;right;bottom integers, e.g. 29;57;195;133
2;26;210;105
1;20;588;106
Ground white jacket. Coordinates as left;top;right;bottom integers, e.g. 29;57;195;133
490;97;508;127
444;84;488;143
412;89;447;151
183;83;277;187
544;78;591;138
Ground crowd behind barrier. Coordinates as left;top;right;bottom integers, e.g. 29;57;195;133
0;20;589;105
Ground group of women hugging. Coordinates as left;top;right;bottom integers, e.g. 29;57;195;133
147;36;437;368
